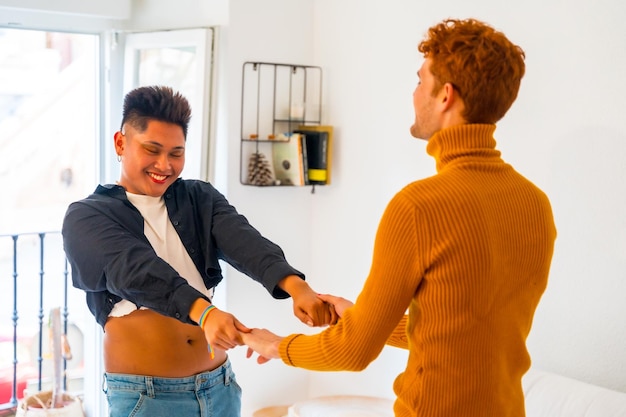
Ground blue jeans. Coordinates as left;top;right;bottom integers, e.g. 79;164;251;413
103;359;241;417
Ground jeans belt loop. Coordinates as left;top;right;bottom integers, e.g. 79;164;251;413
145;376;155;398
224;363;231;386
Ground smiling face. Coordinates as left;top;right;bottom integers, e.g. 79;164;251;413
115;119;185;197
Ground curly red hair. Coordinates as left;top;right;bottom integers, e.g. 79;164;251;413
418;18;525;124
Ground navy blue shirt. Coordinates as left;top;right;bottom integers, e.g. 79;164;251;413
62;179;303;328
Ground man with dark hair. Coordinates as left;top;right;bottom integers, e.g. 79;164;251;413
243;18;557;417
62;85;334;417
121;85;192;136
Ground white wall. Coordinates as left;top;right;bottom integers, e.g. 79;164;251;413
119;0;228;31
224;0;626;414
222;2;320;415
0;0;129;32
0;0;130;18
310;0;626;397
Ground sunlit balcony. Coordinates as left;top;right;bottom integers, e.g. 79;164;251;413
0;232;85;416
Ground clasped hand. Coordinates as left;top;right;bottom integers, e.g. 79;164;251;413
243;294;353;364
201;293;346;353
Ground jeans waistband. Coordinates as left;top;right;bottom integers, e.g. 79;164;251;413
103;358;233;395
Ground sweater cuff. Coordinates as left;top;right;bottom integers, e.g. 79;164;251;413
280;334;303;366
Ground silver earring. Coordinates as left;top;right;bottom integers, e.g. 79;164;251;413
117;154;122;162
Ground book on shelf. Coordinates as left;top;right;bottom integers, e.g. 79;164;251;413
294;125;333;185
272;133;306;186
299;133;309;185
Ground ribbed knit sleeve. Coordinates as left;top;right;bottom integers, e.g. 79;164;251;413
386;315;409;349
279;193;428;371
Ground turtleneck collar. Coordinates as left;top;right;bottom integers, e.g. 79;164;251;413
426;124;501;172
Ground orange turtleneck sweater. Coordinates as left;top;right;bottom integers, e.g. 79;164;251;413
279;124;557;417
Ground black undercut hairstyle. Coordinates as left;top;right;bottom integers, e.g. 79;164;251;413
120;85;192;138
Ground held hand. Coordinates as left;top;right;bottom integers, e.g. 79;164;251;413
279;276;337;327
317;293;353;318
278;275;339;327
293;288;330;327
242;328;283;364
293;286;343;327
202;309;251;350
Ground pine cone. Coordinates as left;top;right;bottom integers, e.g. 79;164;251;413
247;152;275;185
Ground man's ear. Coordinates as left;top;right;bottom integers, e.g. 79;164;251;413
114;131;125;153
441;83;467;120
440;82;457;110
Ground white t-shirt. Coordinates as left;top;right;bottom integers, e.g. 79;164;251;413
109;192;212;317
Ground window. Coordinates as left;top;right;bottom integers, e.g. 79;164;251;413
118;28;215;182
1;24;216;415
0;28;99;234
0;27;98;409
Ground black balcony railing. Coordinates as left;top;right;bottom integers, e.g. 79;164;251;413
0;231;84;413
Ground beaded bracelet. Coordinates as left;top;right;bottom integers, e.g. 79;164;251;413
198;304;218;359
